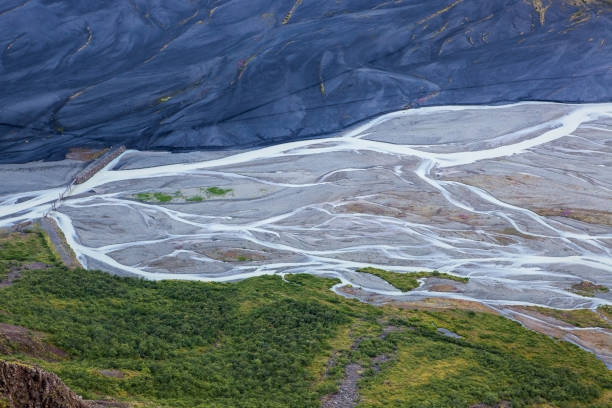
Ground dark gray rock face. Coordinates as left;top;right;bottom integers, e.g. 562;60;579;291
1;0;611;163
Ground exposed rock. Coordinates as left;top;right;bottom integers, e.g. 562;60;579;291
436;327;462;339
65;148;109;162
73;146;126;185
37;219;81;269
320;363;362;408
0;361;88;408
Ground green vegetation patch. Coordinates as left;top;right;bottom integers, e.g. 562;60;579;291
152;192;172;203
205;186;232;196
524;306;612;329
599;305;612;320
0;237;609;408
0;229;59;280
133;187;233;204
571;281;609;297
356;308;612;408
357;267;468;292
133;192;173;203
133;193;153;202
0;261;354;407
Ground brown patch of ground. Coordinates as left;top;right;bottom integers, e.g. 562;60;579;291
0;323;67;361
335;193;488;226
337;286;492;313
498;227;538;240
492;235;516;246
428;284;462;293
204;248;268;262
393;297;497;314
148;257;201;270
99;369;124;379
65;147;109;162
0;268;20;289
337;285;388;304
531;207;612;226
336;200;465;222
321;323;403;408
0;263;49;288
336;202;403;218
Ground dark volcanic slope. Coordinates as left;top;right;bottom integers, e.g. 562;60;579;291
1;0;611;163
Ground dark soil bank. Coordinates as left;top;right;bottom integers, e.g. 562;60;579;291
1;0;611;163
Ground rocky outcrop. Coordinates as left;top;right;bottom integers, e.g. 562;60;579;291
0;361;87;408
73;146;126;184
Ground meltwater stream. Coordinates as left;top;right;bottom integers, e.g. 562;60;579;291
1;102;611;311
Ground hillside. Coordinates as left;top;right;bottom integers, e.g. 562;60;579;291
0;228;610;407
1;0;611;162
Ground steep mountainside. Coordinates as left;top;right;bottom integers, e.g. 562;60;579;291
1;0;611;162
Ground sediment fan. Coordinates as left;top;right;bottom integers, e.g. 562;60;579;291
1;0;611;163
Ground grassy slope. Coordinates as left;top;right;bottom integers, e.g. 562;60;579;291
521;306;612;329
0;229;60;280
0;231;610;408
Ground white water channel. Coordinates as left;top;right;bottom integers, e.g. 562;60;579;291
1;102;611;310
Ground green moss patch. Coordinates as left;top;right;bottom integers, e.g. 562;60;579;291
205;186;232;196
0;230;59;280
186;195;203;202
133;187;233;204
357;267;468;292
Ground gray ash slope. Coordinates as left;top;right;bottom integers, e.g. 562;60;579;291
1;0;611;163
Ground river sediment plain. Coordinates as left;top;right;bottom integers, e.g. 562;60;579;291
1;102;611;361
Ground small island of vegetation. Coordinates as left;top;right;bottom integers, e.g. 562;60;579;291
357;266;468;292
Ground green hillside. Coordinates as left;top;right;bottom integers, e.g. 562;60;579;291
0;229;610;407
